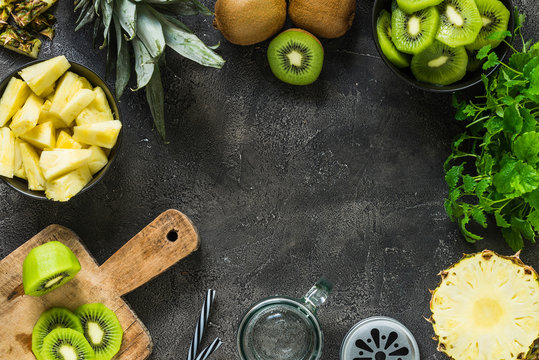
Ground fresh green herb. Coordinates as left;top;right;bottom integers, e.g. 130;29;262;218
444;9;539;251
74;0;225;140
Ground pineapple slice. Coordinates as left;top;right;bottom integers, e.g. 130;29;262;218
38;100;65;129
18;55;70;96
49;71;83;115
79;76;92;90
72;120;121;149
20;121;55;149
87;146;108;175
76;87;114;126
0;77;31;126
13;138;26;179
19;142;45;190
9;93;43;136
45;165;91;202
430;250;539;360
11;0;57;27
58;88;96;126
39;149;90;180
56;130;82;149
0;127;15;178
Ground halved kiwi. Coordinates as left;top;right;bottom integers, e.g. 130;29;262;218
41;328;95;360
75;303;123;360
465;0;509;50
436;0;482;47
411;40;468;85
397;0;444;14
377;10;411;68
23;241;81;296
267;28;324;85
391;6;440;55
33;308;84;360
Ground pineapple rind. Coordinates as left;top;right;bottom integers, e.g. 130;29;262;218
12;0;57;27
45;165;91;202
19;142;45;190
19;120;55;149
58;88;96;126
0;77;31;127
430;250;539;360
0;26;41;58
0;127;15;178
39;148;90;180
9;93;43;136
18;55;70;96
72;120;121;149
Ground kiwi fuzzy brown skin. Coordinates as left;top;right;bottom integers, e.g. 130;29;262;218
288;0;356;39
213;0;286;46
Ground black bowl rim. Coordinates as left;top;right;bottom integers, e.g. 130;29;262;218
371;0;515;93
0;59;122;201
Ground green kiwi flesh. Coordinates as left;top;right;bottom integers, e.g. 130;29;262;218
41;328;95;360
377;10;411;68
391;6;440;55
23;241;81;296
436;0;482;47
411;40;468;85
396;0;444;14
33;308;84;360
75;303;123;360
465;0;509;50
267;28;324;85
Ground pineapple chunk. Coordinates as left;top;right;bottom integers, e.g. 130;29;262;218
79;77;92;90
0;77;31;126
56;130;82;149
0;127;15;177
9;92;43;136
13;138;26;179
39;149;90;180
49;71;82;115
76;87;114;126
72;120;121;149
19;142;45;190
40;84;54;97
18;55;70;96
45;165;91;202
58;88;96;126
20;120;55;149
38;100;65;129
87;146;108;175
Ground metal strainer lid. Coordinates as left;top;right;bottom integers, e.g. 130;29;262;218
340;316;419;360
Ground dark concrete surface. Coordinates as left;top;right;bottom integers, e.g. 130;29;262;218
1;0;538;359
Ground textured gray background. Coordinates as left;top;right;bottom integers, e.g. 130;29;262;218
0;0;538;359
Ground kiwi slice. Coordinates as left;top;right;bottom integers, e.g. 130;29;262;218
33;308;84;360
465;0;509;50
436;0;482;47
391;6;440;55
41;328;95;360
23;241;81;296
75;304;123;360
397;0;444;14
267;28;324;86
377;10;411;68
411;40;468;85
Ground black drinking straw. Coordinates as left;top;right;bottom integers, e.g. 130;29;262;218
187;289;216;360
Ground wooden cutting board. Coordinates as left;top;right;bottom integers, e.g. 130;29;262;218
0;209;199;359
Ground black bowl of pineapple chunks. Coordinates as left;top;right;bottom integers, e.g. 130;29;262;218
0;56;122;201
372;0;514;92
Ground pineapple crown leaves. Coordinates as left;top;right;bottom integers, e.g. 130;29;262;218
74;0;224;140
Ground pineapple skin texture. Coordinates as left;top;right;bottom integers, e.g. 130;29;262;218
18;55;70;96
19;142;45;190
45;165;91;202
430;250;539;360
0;127;15;178
0;77;30;126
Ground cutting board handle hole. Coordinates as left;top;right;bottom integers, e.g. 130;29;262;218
166;230;178;242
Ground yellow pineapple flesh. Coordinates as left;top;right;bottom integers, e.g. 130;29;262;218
49;71;83;115
39;148;90;180
58;88;96;126
0;77;31;126
9;92;43;136
13;138;26;179
87;145;108;175
56;130;82;149
18;55;70;96
19;142;45;190
0;127;15;178
45;165;91;202
76;87;114;126
19;120;55;149
38;99;65;129
72;120;121;149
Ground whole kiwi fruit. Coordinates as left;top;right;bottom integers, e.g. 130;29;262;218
288;0;356;39
213;0;287;46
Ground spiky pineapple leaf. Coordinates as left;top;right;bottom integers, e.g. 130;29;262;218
113;0;136;40
136;4;165;58
149;0;212;16
75;1;96;31
100;0;113;48
133;36;155;90
114;17;130;99
146;65;165;139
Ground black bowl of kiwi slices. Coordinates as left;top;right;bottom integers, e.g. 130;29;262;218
372;0;513;92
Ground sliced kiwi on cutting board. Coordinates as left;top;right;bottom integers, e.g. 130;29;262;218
397;0;444;14
41;328;95;360
391;6;440;54
75;303;123;360
267;28;324;85
376;10;411;68
32;308;83;360
466;0;509;50
411;40;468;85
22;241;81;296
436;0;482;47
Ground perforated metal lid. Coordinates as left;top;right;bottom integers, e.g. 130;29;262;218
340;316;419;360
